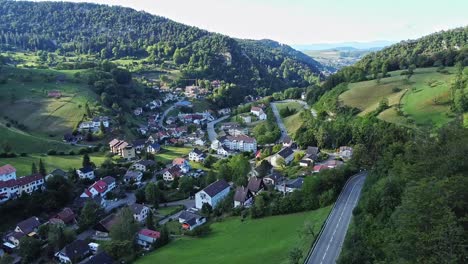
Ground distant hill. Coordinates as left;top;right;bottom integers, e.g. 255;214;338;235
0;1;324;98
292;40;395;51
303;47;381;72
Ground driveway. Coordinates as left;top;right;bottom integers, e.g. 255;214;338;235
207;115;229;142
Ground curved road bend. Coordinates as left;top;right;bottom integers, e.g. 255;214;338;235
305;172;367;264
207;115;229;142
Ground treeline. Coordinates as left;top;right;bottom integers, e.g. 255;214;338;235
338;123;468;264
0;1;322;96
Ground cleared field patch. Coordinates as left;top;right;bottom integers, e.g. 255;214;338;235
275;101;306;136
154;146;192;165
137;206;331;264
0;153;107;176
340;67;456;127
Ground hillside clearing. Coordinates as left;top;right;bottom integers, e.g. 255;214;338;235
137;206;331;264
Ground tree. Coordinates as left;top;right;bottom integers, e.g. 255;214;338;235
19;237;41;263
2;143;12;153
145;183;160;207
79;201;102;230
85;102;92;117
155;225;170;248
178;176;194;194
146;211;155;230
99;121;106;134
0;255;14;264
289;247;303;264
38;158;46;176
256;160;272;177
275;156;286;168
82;153;91;168
31;162;38;174
110;207;139;242
228;154;250;186
48;224;75;251
201;203;212;216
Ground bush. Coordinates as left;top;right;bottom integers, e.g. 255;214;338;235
47;149;57;155
186;224;212;237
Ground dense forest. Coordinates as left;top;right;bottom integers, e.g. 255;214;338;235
0;1;323;98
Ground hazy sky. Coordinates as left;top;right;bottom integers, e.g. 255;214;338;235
34;0;468;45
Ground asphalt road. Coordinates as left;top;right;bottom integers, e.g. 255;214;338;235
158;104;176;128
305;172;367;264
270;101;288;142
207;115;229;142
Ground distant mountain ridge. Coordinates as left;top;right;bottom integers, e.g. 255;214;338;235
292;40;395;51
0;1;324;98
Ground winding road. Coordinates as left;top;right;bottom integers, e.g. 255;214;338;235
305;172;367;264
158;104;177;128
270;99;316;142
207;115;229;142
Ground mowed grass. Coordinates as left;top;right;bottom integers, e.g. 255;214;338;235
0;124;76;153
340;67;456;127
0;67;96;136
0;153;107;176
137;206;331;264
275;101;306;135
154;146;192;164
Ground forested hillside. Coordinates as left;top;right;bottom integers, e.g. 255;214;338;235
0;1;322;99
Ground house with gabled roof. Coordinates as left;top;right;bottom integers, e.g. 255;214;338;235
234;186;254;208
49;208;76;225
129;203;150;222
80;176;116;198
137;229;160;250
82;252;114;264
178;210;206;230
132;160;156;172
189;148;205;162
76;167;95;180
163;166;183;181
247;177;265;195
195;179;230;209
271;147;295;167
55;239;90;263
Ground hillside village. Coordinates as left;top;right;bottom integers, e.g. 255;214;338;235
0;80;353;263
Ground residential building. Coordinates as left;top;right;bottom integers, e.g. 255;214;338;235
94;214;118;237
80;176;116;198
338;146;353;159
250;106;267;120
247;177;265;195
147;143;161;154
137;229;160;250
0;164;16;181
221;135;257;152
263;171;284;185
109;139;136;160
305;146;320;161
132;139;146;152
195;179;230;209
49;208;76;225
234;186;253;208
15;216;41;236
45;168;68;180
299;159;313;167
162;166;182;181
0;168;45;203
124;171;143;183
173;158;191;173
275;177;305;194
271;147;295;167
130;203;150;222
55;240;90;263
240;115;252;123
79;116;109;132
282;136;293;147
76;167;95;180
188;148;205;162
132;160;156;172
133;107;143;116
178;210;206;230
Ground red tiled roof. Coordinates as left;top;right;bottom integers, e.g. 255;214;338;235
0;179;18;189
15;174;43;186
0;164;16;175
139;228;160;239
172;158;186;165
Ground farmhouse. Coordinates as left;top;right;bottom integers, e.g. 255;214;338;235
195;179;230;209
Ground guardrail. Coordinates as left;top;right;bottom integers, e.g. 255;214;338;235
303;171;366;264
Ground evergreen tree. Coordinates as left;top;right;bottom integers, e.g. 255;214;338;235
85;102;92;117
38;158;46;176
31;162;38;174
82;153;91;168
146;211;155;230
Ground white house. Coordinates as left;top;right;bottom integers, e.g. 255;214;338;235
163;166;182;181
188;148;205;162
1;165;45;203
178;210;206;230
76;167;95;180
132;160;156;172
147;143;161;154
251;106;267;120
137;229;160;250
221;135;257;152
271;147;295;167
124;170;143;183
80;176;116;198
0;164;16;181
130;203;150;222
275;177;304;194
195;179;230;209
233;186;254;208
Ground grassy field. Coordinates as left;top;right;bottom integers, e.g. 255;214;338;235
0;153;107;176
275;101;306;135
156;205;184;217
137;206;331;264
154;146;192;164
340;67;457;127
